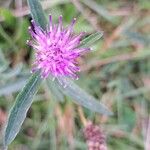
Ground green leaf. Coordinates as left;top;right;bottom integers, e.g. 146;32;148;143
56;77;112;115
3;0;46;146
78;32;103;48
27;0;47;30
4;72;42;146
46;78;64;102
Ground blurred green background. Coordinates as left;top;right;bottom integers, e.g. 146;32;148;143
0;0;150;149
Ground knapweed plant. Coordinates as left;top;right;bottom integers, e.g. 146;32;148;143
27;16;90;80
3;0;112;149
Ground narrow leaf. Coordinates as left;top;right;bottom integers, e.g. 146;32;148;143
4;0;45;147
27;0;47;30
78;32;103;48
56;77;112;115
46;78;64;102
4;72;42;146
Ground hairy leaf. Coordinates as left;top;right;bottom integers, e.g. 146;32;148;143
46;78;64;102
4;72;42;146
27;0;47;29
4;0;46;146
56;77;112;115
78;32;103;48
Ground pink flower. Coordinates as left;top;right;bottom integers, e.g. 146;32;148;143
27;15;90;80
84;122;107;150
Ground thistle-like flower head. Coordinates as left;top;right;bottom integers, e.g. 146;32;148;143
27;15;90;80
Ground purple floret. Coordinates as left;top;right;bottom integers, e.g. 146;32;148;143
27;15;90;80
